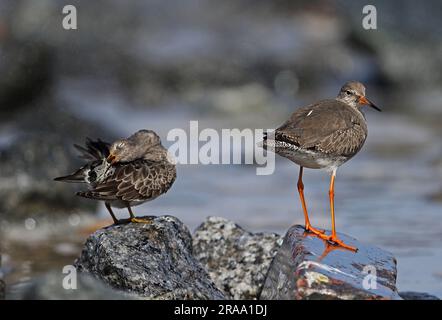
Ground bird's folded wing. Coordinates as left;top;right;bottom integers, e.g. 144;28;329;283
78;160;176;201
275;101;366;156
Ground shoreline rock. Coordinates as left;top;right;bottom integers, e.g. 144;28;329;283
74;215;225;300
193;216;282;299
59;215;440;300
260;225;402;300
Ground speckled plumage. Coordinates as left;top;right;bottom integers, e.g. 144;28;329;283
55;130;176;223
77;159;176;205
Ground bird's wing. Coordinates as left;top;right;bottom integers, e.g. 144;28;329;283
74;138;111;161
77;160;176;202
275;100;367;156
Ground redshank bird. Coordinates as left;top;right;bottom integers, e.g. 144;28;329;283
55;130;176;224
263;81;381;251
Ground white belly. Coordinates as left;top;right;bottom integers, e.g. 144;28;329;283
264;139;348;171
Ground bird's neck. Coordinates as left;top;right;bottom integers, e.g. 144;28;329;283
336;97;364;114
335;97;358;108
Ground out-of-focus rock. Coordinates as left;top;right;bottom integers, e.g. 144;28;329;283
399;291;439;300
0;38;53;118
11;271;130;300
260;225;401;300
2;0;384;109
0;101;115;221
186;84;285;117
0;255;5;300
75;215;225;300
0;280;4;300
193;216;282;299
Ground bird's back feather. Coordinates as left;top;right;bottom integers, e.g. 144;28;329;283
275;99;367;157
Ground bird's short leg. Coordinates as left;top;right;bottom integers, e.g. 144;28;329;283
127;204;152;224
297;166;325;236
105;202;119;225
326;169;358;252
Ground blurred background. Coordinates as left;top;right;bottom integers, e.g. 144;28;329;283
0;0;441;298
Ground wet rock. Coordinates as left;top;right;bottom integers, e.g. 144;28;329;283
11;271;130;300
75;215;225;300
193;216;282;299
260;225;401;300
399;291;440;300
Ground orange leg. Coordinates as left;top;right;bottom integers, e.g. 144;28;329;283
297;166;324;236
327;169;358;252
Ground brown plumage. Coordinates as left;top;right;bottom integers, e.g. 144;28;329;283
275;99;368;160
263;81;381;251
77;160;175;203
55;130;176;224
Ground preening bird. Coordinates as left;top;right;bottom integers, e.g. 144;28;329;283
55;129;176;224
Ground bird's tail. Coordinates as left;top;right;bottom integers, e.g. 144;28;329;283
74;138;110;161
54;166;87;183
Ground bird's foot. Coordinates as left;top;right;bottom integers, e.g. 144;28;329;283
113;218;130;225
129;217;153;224
304;224;325;236
325;235;358;252
305;229;358;252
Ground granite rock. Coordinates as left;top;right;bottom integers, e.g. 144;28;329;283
75;215;225;300
193;216;282;299
260;225;402;300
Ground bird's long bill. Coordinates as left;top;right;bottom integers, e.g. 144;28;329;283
359;96;382;112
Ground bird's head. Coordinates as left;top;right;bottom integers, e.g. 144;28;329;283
107;130;162;164
337;81;381;112
107;139;130;164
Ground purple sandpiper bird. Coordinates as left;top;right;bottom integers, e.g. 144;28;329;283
263;81;381;251
55;130;176;224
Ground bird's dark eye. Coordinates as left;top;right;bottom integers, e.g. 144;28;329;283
345;90;352;95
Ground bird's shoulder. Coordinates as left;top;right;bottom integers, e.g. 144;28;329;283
283;99;363;129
